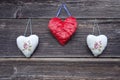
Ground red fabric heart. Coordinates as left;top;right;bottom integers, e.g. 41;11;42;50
48;16;77;45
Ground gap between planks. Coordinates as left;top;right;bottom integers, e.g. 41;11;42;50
0;58;120;62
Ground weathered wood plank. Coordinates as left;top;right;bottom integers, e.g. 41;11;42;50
0;19;119;57
0;0;120;18
0;58;120;80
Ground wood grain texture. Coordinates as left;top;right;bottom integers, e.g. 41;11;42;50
0;19;119;58
0;58;120;80
0;0;120;18
0;1;120;80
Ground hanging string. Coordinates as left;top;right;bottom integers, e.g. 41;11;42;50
56;3;71;17
56;4;63;17
63;3;71;16
92;19;101;35
96;23;101;35
24;18;32;36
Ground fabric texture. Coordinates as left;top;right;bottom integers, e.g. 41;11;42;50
48;16;77;45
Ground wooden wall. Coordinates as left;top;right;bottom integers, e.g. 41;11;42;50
0;0;120;80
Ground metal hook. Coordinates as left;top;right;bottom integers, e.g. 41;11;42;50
14;6;22;18
14;1;24;18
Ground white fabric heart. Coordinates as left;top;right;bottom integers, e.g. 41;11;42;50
87;35;107;57
16;35;39;57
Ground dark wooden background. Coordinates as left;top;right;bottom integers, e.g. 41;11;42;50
0;0;120;80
